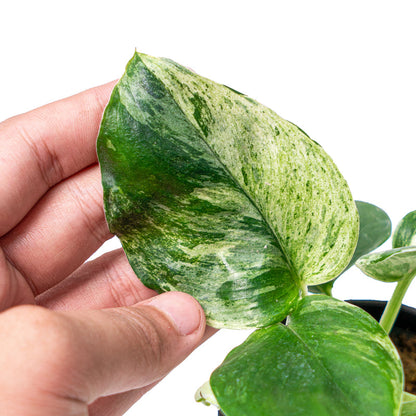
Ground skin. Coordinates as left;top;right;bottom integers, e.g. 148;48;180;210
0;82;212;416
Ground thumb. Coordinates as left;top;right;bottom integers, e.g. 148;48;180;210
0;292;206;415
68;291;206;402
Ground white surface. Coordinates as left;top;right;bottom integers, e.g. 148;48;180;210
1;1;415;415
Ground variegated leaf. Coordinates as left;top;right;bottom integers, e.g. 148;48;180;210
349;201;392;267
356;247;416;282
401;392;416;416
393;211;416;248
97;52;358;328
310;200;391;294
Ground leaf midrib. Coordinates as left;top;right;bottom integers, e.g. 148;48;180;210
127;55;302;292
286;324;364;415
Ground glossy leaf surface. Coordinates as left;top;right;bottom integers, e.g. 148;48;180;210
393;211;416;248
97;52;358;328
348;201;392;267
210;296;403;416
309;201;391;294
356;247;416;282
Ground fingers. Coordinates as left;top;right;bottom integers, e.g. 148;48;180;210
88;386;156;416
1;164;113;295
0;81;115;236
37;250;218;416
71;292;205;398
0;293;205;415
36;249;157;310
0;248;34;310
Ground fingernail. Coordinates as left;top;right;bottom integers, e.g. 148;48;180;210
145;292;203;336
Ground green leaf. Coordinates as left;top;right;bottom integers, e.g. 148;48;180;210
348;201;392;267
356;247;416;282
195;381;220;408
210;296;403;416
309;278;335;295
309;201;391;294
401;392;416;416
97;52;359;328
401;402;416;416
393;211;416;248
402;392;416;403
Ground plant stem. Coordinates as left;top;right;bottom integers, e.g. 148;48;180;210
379;273;415;334
300;283;308;298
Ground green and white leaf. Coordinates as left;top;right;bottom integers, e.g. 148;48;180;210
348;201;392;267
195;381;220;408
309;201;391;294
402;393;416;403
356;247;416;282
401;392;416;416
393;211;416;248
209;296;403;416
97;52;358;328
308;278;335;295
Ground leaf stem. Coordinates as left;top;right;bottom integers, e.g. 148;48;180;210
379;273;416;334
300;283;308;298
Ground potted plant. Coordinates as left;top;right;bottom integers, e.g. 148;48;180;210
96;51;416;416
203;207;416;416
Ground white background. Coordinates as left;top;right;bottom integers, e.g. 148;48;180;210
1;1;415;415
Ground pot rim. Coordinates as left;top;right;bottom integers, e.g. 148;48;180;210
348;299;416;332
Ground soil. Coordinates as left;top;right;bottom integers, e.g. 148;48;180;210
391;327;416;394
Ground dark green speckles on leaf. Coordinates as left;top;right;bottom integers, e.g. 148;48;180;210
356;247;416;282
393;210;416;248
189;92;213;137
356;209;416;284
309;201;392;295
97;52;359;329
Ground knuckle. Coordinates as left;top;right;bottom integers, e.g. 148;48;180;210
16;120;65;187
65;168;110;244
118;308;166;370
104;259;147;307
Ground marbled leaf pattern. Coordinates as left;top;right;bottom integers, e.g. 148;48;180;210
356;247;416;282
393;211;416;248
97;52;358;328
309;201;391;295
356;210;416;283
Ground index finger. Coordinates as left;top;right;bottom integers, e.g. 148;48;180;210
0;81;116;236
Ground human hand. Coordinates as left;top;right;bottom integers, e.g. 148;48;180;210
0;83;208;416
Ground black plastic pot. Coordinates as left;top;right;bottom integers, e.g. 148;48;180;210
348;300;416;331
217;300;416;416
